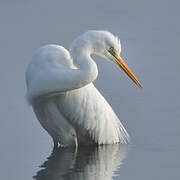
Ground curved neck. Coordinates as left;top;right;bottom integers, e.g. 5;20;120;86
70;49;98;89
27;43;99;103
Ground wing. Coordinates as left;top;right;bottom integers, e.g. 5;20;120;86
26;44;78;103
33;98;77;146
50;83;130;144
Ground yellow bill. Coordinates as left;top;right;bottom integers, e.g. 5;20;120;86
114;54;142;88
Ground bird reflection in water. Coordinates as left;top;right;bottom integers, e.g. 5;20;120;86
34;144;128;180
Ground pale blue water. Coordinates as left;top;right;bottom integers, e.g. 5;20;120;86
33;144;180;180
0;0;180;179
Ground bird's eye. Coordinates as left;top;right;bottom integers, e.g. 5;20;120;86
108;47;116;56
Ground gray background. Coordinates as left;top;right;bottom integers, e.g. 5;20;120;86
0;0;179;179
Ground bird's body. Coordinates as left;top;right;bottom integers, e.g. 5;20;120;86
26;31;141;147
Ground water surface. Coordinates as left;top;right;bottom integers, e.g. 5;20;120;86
0;0;180;179
34;145;128;180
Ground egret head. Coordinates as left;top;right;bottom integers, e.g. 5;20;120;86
87;30;142;88
71;30;142;88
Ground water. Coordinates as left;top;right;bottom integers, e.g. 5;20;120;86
0;0;180;179
33;144;180;180
34;145;128;180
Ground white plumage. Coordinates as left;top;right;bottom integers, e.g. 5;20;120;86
26;31;141;147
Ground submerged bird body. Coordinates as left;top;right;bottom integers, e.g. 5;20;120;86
26;31;141;147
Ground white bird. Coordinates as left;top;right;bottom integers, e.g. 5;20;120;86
26;30;141;148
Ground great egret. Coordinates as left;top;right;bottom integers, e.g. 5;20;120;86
26;31;141;148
